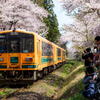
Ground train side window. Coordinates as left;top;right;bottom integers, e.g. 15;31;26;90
50;45;53;56
63;51;65;56
57;48;61;56
44;42;45;55
23;38;33;53
0;39;6;53
42;41;44;56
44;42;46;56
42;41;53;56
42;41;46;56
45;43;47;56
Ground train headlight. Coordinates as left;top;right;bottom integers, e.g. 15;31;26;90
25;57;33;61
0;57;4;61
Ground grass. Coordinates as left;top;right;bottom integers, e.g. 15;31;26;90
47;88;55;96
62;61;83;78
49;61;84;90
66;93;87;100
0;87;10;97
55;61;88;100
0;91;9;97
60;78;87;100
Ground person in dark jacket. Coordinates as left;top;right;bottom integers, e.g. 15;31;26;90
82;67;96;100
82;48;93;67
83;67;94;84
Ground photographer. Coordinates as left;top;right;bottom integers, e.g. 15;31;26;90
82;48;93;68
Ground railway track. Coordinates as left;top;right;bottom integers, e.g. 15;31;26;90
0;86;9;92
1;86;25;100
0;70;57;100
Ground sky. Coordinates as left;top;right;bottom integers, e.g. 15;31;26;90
52;0;74;30
52;0;74;48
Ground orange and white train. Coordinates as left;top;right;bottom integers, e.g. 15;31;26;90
0;30;66;84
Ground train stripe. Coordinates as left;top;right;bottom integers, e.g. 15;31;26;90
57;58;61;60
22;63;37;64
0;63;7;64
41;58;53;63
0;66;7;68
22;65;36;68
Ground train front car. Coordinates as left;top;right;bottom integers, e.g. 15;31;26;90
0;30;37;84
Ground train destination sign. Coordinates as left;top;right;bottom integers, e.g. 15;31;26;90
10;32;18;35
11;57;18;63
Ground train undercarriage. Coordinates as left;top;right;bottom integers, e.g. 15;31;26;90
0;62;65;85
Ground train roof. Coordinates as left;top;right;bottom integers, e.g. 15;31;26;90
0;30;66;51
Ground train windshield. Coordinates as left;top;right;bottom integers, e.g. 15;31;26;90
22;38;34;53
0;32;34;53
9;39;19;53
22;34;34;53
0;35;6;53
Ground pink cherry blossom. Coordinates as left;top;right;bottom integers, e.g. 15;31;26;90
0;0;49;35
59;0;100;53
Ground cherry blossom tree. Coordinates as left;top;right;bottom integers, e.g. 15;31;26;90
61;0;100;14
59;0;100;53
0;0;49;35
58;11;100;53
61;0;100;36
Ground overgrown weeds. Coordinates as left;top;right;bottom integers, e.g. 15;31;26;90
55;61;88;100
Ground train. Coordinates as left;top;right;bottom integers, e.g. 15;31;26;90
0;30;66;84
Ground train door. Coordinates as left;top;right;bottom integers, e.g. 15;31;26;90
53;45;56;69
54;46;56;65
21;34;35;69
61;50;63;62
37;39;41;69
